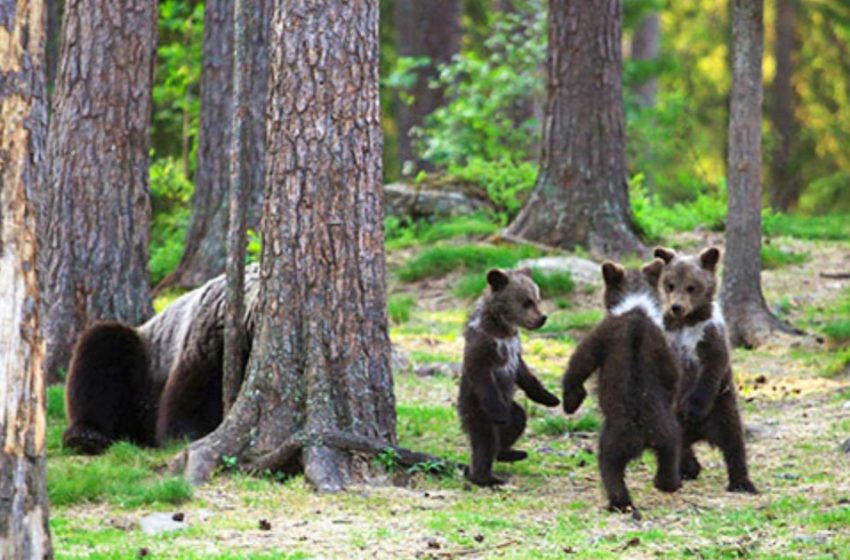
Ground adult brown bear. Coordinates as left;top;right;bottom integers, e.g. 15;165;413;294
62;265;260;454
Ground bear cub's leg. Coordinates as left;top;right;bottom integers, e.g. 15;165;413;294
599;421;643;518
704;392;758;494
650;409;682;493
496;401;528;462
465;414;505;486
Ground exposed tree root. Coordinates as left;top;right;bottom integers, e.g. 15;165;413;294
820;272;850;280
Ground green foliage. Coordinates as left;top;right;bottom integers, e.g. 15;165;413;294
149;158;193;285
397;244;540;283
445;157;537;215
824;321;850;345
539;310;605;334
47;385;65;421
385;215;499;251
373;448;401;473
630;175;727;241
152;1;203;169
763;213;850;241
387;295;415;325
760;245;809;270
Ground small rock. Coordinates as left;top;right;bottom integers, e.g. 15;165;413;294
138;548;150;558
517;256;602;287
474;534;485;543
754;375;767;385
842;401;850;411
139;513;185;535
171;512;185;522
259;519;272;531
840;438;850;454
426;538;441;549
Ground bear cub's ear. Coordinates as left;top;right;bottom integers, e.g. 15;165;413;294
699;247;721;272
601;261;625;286
641;258;665;286
653;247;677;264
514;267;533;279
487;269;510;291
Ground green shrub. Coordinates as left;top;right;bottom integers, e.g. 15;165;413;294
533;411;601;436
761;245;809;270
455;268;574;299
763;212;850;241
539;310;604;334
149;158;193;285
387;295;415;324
47;385;65;421
446;157;538;216
824;320;850;345
630;175;727;241
385;215;500;251
397;244;540;283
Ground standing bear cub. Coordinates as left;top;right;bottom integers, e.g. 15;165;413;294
654;246;758;494
561;260;682;517
458;268;560;486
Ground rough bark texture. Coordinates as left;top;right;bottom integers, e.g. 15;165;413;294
222;0;255;414
160;0;271;290
174;0;400;492
768;0;800;211
0;1;53;556
41;0;157;382
631;11;659;108
394;0;461;171
721;0;788;347
505;0;645;258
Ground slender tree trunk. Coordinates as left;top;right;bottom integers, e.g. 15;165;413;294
0;1;54;556
394;0;461;172
42;0;157;382
631;11;660;108
721;0;792;347
768;0;800;211
222;0;255;414
505;0;645;258
160;0;271;290
173;0;407;491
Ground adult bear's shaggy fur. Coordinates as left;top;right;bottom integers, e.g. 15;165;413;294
63;265;260;454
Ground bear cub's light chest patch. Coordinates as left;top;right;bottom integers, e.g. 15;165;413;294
667;302;726;366
494;335;522;380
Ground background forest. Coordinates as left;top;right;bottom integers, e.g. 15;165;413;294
3;0;850;558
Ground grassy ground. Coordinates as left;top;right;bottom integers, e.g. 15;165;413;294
49;217;850;559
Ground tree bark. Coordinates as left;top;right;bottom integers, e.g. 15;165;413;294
159;0;271;290
394;0;461;172
174;0;405;492
504;0;645;258
0;1;54;556
631;11;660;108
41;0;157;382
721;0;792;347
768;0;800;211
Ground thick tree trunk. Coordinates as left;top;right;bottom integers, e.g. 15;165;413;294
42;0;157;382
394;0;461;172
160;0;271;290
174;0;410;491
721;0;791;348
0;1;54;556
631;11;660;108
505;0;645;258
222;0;255;414
768;0;800;211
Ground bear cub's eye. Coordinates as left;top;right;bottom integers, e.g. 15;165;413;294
686;285;696;294
666;283;675;292
523;299;535;309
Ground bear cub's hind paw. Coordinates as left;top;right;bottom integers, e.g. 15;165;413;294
63;425;111;455
727;479;759;494
497;449;528;462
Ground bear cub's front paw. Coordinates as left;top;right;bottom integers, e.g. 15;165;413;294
562;385;587;414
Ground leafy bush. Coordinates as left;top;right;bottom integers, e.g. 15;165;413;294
630;175;727;241
387;295;415;324
385;215;500;251
397;244;540;283
149;158;193;285
446;157;537;215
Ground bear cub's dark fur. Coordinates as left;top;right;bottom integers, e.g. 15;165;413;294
561;260;682;517
458;268;560;487
654;246;757;494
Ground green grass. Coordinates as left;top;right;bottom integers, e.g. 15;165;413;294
761;245;809;270
539;309;604;334
385;215;500;251
824;320;850;344
396;243;540;283
533;411;601;436
387;294;415;324
763;212;850;241
454;267;575;299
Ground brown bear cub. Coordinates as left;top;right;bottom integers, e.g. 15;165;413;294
561;260;682;517
654;247;758;494
458;268;560;486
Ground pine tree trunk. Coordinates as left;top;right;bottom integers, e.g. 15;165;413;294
768;0;800;211
160;0;271;290
721;0;791;347
631;11;660;108
505;0;645;258
41;0;157;382
174;0;406;491
394;0;461;172
0;1;54;556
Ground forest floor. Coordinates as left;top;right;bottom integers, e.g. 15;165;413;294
48;227;850;559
